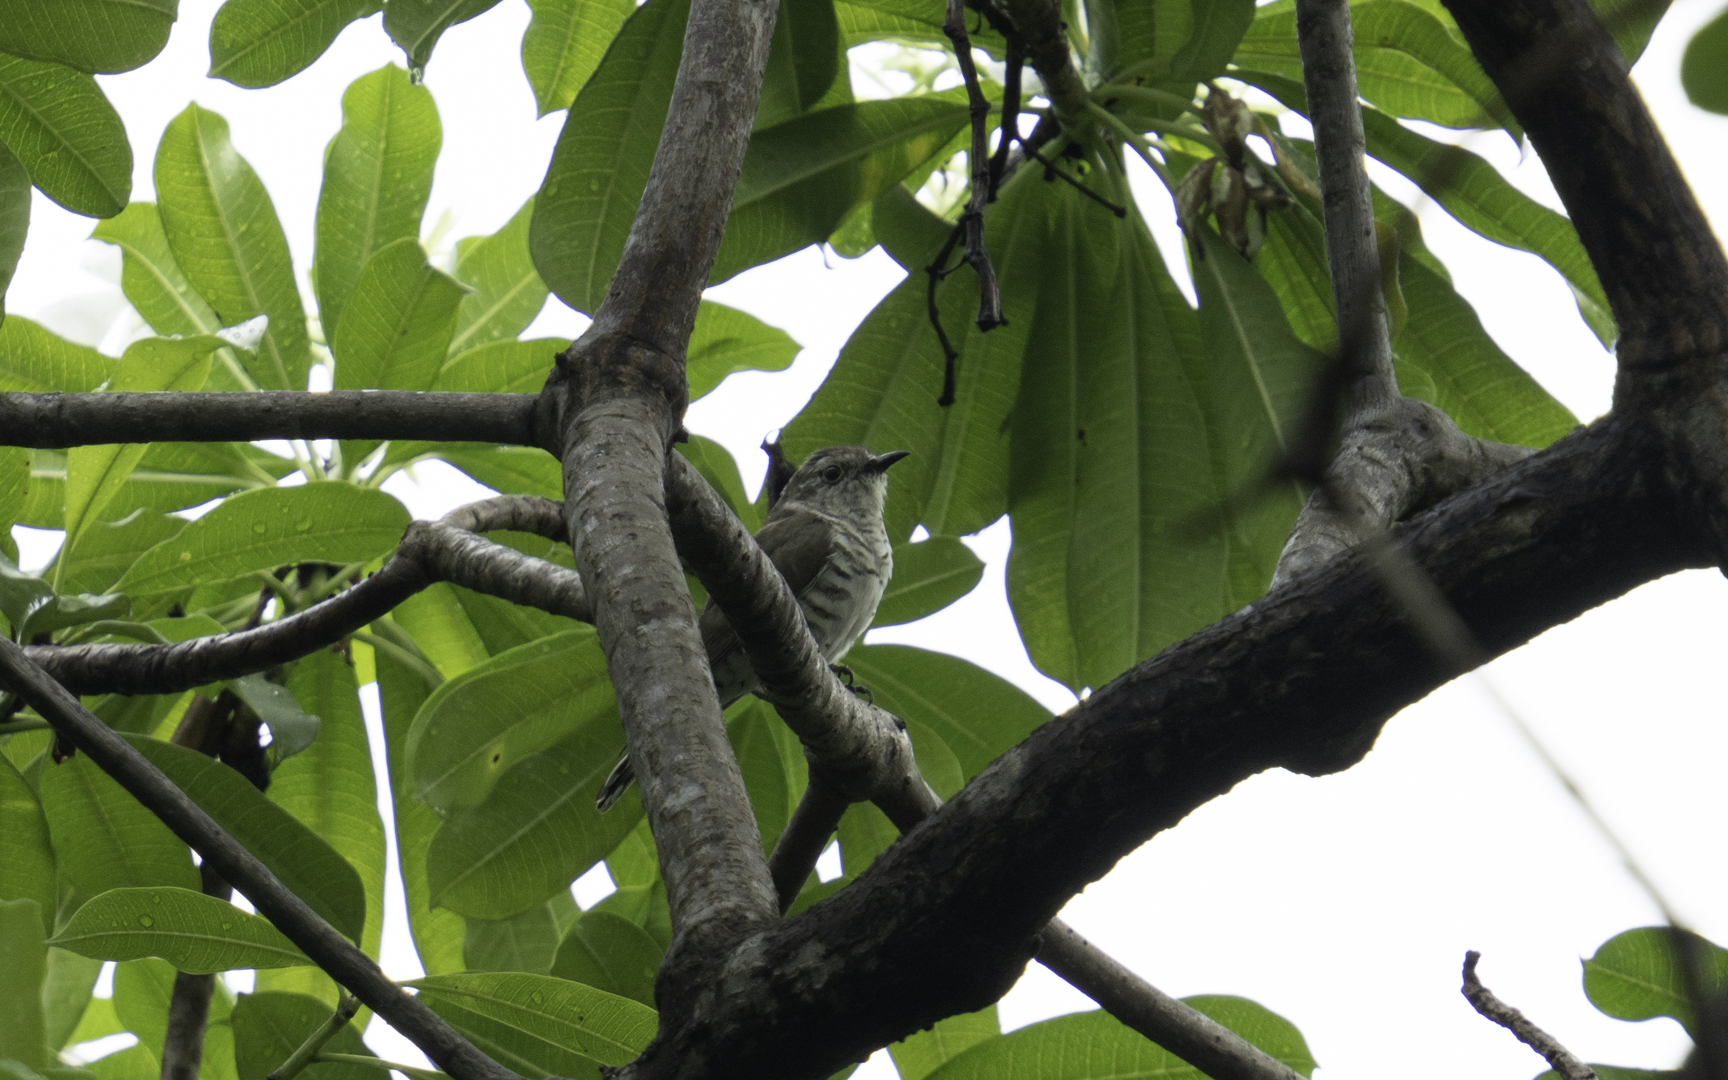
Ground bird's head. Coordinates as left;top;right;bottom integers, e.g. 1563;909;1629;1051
776;445;910;519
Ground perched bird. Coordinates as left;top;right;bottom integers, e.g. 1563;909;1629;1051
597;445;910;811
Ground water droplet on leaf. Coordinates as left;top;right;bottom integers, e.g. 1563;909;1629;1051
137;914;154;927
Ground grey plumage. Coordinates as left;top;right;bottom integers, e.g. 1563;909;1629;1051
596;445;909;812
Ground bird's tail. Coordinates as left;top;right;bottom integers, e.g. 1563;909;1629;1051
596;751;634;813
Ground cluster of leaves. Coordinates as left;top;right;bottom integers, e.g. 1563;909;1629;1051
0;0;1688;1075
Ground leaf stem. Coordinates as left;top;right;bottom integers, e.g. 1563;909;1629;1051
1085;101;1173;186
266;995;360;1080
316;1054;445;1080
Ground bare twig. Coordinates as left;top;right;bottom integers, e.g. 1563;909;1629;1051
1024;142;1128;217
1462;952;1596;1080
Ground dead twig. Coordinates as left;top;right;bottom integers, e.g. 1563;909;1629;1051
1461;952;1596;1080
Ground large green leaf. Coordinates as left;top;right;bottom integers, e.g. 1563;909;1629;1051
231;992;384;1080
0;139;28;317
449;199;547;356
127;735;368;943
1583;928;1728;1037
870;537;983;627
531;0;690;315
116;484;409;596
465;890;578;975
51;887;308;972
675;435;761;530
548;910;660;1006
315;64;440;337
45;951;106;1051
37;752;199;897
1595;0;1669;66
783;164;1046;542
333;238;466;390
710;97;972;284
0;0;177;74
756;0;841;130
729;698;807;850
521;0;637;117
890;1006;999;1080
92;204;220;335
0;755;56;930
844;645;1047;778
385;0;505;72
26;443;290;534
407;628;614;810
424;718;639;918
925;998;1315;1079
831;0;1006;53
57;511;184;597
0;54;130;217
209;0;378;88
112;957;176;1058
435;338;561;393
155;104;311;390
0;898;49;1070
0;316;112;391
409;972;657;1066
1683;7;1728;114
686;300;800;401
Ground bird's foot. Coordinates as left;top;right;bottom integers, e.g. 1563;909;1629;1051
829;664;874;704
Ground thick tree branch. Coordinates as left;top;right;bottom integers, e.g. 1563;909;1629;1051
0;392;541;449
0;637;523;1080
1000;0;1086;117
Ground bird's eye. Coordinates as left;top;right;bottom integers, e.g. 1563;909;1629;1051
822;465;843;483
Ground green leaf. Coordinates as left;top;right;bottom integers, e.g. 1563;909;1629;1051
392;582;492;678
1683;6;1728;115
1169;0;1256;85
0;54;130;217
407;628;614;810
91;203;230;347
376;643;466;977
0;899;49;1070
315;65;440;337
434;337;561;393
1595;0;1669;66
710;97;972;284
0;317;112;391
531;0;691;315
116;485;409;596
125;735;368;943
674;435;761;530
408;972;657;1066
424;718;640;918
1536;1069;1676;1080
831;0;1006;53
0;757;54;933
686;300;800;401
871;537;983;627
333;238;466;390
926;998;1315;1079
0;139;29;317
1583;927;1728;1037
549;910;661;1006
155;104;312;390
112;957;174;1058
51;959;112;1050
210;0;378;88
730;698;807;849
37;752;199;897
756;0;841;130
231;992;385;1080
51;887;308;971
385;0;505;72
521;0;636;117
449;198;548;356
844;645;1048;778
465;889;578;975
0;0;176;74
421;996;604;1079
590;823;670;946
890;1006;999;1080
87;1045;158;1080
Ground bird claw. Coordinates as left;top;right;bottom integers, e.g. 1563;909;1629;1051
829;664;874;704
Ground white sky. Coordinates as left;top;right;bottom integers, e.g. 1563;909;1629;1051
19;1;1728;1078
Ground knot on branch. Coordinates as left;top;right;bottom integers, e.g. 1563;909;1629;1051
550;332;690;451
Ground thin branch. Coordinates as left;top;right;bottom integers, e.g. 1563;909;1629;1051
0;637;522;1080
987;38;1024;198
999;0;1087;118
767;775;849;911
267;996;361;1080
1462;952;1597;1080
0;392;541;450
1023;142;1128;217
943;0;1005;349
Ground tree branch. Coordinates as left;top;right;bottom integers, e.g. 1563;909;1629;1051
1461;952;1597;1080
0;392;541;449
1000;0;1087;118
0;637;523;1080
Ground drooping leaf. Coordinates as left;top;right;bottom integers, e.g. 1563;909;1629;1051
521;0;636;117
155;104;312;390
409;972;657;1066
889;1006;999;1080
686;300;800;401
464;889;579;975
47;954;108;1051
0;316;113;391
844;645;1048;778
710;97;972;284
55;510;182;596
0;757;56;932
1169;0;1257;86
116;485;409;596
112;957;175;1058
0;139;29;317
209;0;378;88
0;54;130;217
51;887;308;972
407;628;614;810
870;537;983;627
0;898;49;1070
1583;928;1728;1037
531;0;691;315
756;0;841;130
334;238;466;390
231;992;384;1080
385;0;505;73
315;65;440;337
91;203;221;336
37;752;199;896
924;999;1315;1079
449;198;547;355
0;0;177;74
549;910;661;1006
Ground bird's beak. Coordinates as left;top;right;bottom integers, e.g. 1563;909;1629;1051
867;450;911;474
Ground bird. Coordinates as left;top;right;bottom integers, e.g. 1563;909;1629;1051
596;444;911;812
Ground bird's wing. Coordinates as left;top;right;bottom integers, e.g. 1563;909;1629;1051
698;507;839;666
